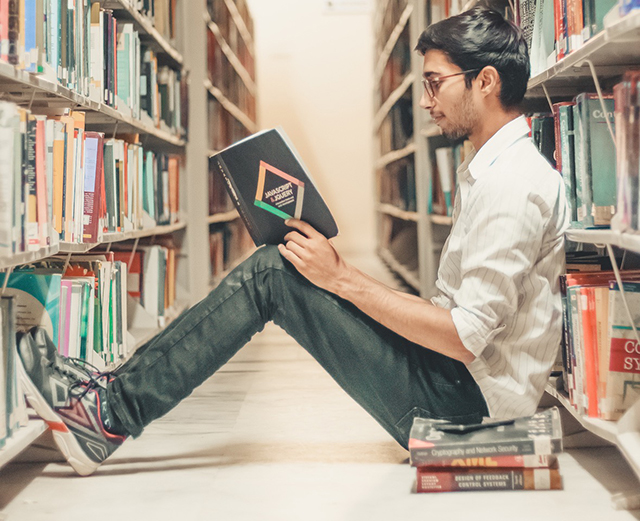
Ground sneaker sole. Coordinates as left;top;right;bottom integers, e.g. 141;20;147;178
17;357;100;477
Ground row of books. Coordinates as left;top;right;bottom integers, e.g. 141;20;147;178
206;0;255;82
378;92;413;156
209;220;251;281
379;23;411;103
559;266;640;420
429;140;473;217
0;243;178;370
516;0;623;76
0;101;181;257
129;0;180;43
526;91;617;230
408;408;563;492
209;162;236;215
207;97;252;153
207;28;256;122
378;156;417;212
375;0;408;55
0;1;186;139
0;297;29;450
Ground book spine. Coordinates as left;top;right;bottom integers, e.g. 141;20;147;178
413;454;557;469
416;468;562;492
409;438;562;466
212;155;264;246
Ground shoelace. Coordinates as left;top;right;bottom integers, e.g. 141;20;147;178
48;357;116;407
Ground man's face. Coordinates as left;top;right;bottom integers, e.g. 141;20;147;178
420;49;480;140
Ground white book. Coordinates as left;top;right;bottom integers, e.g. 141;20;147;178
0;102;17;256
68;282;82;360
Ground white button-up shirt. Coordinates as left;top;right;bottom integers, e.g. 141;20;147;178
431;116;570;419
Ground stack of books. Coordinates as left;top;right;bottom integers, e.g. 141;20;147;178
408;407;564;493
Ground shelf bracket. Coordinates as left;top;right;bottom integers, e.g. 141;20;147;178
0;266;13;296
578;58;616;148
128;237;140;269
27;89;36;112
606;244;640;347
541;82;554;112
61;252;72;275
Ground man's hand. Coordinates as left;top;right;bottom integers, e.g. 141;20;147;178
277;219;348;294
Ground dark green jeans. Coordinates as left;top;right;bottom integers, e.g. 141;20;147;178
107;246;488;448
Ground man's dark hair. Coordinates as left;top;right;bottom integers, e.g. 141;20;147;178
415;7;530;108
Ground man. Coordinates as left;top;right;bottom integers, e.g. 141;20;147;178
18;7;568;476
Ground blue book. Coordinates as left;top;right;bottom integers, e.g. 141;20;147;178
23;0;37;72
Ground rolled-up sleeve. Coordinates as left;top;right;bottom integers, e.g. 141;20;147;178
451;183;545;358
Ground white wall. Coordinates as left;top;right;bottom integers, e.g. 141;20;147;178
246;0;376;255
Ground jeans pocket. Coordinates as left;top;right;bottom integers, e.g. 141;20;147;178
394;406;434;447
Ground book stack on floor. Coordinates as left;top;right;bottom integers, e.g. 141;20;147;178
408;407;564;493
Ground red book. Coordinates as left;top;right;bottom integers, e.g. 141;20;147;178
416;467;563;493
112;250;143;299
417;454;557;469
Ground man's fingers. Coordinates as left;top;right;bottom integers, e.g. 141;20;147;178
285;218;320;238
283;230;308;245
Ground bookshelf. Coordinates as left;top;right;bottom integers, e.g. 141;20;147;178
0;0;257;472
374;0;474;297
200;0;257;290
374;0;430;295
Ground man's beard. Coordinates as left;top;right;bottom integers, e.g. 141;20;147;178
441;89;479;140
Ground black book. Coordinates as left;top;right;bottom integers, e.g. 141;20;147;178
408;407;563;467
210;128;338;246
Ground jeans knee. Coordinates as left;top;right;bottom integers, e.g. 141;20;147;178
246;245;286;272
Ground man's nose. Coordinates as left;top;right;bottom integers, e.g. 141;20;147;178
419;90;433;110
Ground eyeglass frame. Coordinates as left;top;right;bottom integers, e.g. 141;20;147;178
421;68;482;99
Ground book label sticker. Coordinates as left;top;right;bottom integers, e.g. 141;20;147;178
254;160;305;220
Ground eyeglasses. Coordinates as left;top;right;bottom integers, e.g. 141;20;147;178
421;69;481;99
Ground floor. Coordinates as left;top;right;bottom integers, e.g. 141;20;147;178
1;255;640;521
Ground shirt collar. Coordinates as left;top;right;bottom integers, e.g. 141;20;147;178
467;116;530;180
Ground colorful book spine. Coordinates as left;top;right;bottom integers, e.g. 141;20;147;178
416;467;563;492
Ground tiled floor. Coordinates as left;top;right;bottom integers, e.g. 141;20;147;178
1;255;640;520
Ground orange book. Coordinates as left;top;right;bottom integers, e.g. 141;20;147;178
580;286;600;417
51;120;66;235
168;156;179;222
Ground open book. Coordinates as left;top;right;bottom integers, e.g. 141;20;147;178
209;128;339;246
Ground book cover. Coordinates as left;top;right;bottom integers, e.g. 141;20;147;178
0;270;61;349
416;454;557;468
210;127;338;246
603;281;640;420
408;408;563;466
82;131;104;243
415;467;562;493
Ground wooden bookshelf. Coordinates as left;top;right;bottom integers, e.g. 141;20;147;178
204;79;257;133
373;0;436;297
378;204;419;222
207;210;239;224
205;15;257;97
373;72;414;130
374;2;413;82
378;247;420;292
430;214;453;226
101;0;185;67
376;142;416;169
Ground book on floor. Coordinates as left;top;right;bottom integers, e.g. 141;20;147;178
210;127;339;246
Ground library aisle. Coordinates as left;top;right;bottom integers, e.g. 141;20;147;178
1;256;639;521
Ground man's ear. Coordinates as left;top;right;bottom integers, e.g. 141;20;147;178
475;66;501;99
